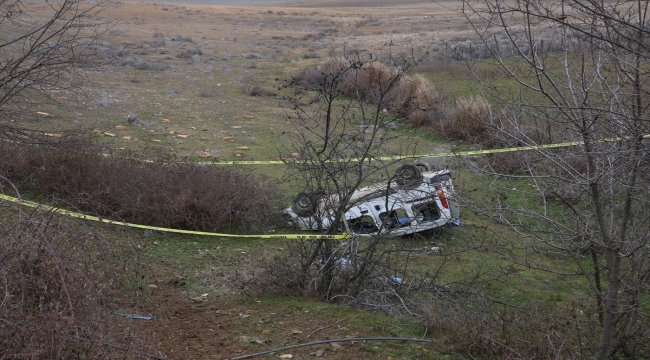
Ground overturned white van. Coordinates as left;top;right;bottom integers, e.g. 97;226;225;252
283;164;459;237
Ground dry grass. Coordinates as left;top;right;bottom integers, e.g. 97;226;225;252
15;0;477;160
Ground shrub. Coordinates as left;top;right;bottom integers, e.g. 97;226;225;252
340;61;395;103
290;58;444;128
430;96;491;142
0;184;144;358
244;84;275;97
388;74;440;118
170;34;193;42
176;48;202;59
291;68;326;87
197;87;218;98
242;52;264;59
0;142;282;233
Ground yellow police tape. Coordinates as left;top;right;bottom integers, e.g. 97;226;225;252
193;138;585;165
0;194;349;240
200;134;650;165
5;134;648;237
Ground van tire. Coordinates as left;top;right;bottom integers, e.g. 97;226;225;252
413;161;431;173
394;164;422;188
291;192;318;217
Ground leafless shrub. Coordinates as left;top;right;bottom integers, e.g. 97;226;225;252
242;52;265;59
412;295;600;359
432;96;491;142
197;87;218;98
95;95;117;107
113;55;171;71
291;59;446;129
477;152;528;175
342;61;394;104
147;38;165;48
171;34;193;42
0;142;282;233
108;28;126;36
176;48;202;59
244;84;275;97
0;182;145;358
388;74;440;118
93;43;170;71
291;68;324;87
132;48;149;55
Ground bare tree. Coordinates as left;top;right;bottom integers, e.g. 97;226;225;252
277;52;450;300
461;1;650;358
0;0;114;142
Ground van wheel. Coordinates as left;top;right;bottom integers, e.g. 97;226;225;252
394;164;422;188
291;192;318;217
413;161;431;173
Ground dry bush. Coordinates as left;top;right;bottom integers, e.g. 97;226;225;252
477;152;528;175
290;58;445;129
387;74;440;115
244;84;275;97
0;186;145;358
290;58;351;88
339;61;395;103
290;68;324;87
445;96;491;141
414;295;600;359
531;150;589;203
320;58;350;81
197;87;218;98
0;142;282;233
176;48;202;59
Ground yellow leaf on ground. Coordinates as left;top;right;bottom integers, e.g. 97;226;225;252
177;134;188;139
122;136;132;141
236;146;249;150
103;132;115;137
161;118;171;123
43;133;62;138
115;126;128;130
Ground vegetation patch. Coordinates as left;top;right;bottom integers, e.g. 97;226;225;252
0;141;282;233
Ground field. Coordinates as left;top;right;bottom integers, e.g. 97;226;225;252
29;0;481;160
2;1;607;359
